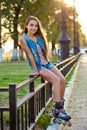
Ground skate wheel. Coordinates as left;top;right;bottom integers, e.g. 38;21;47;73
62;120;67;125
63;120;72;127
57;119;62;124
67;121;72;126
55;118;62;124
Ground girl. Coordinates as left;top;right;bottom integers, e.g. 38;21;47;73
20;16;71;121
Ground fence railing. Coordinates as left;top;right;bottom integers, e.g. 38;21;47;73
0;53;80;130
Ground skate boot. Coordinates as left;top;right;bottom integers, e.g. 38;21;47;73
52;100;71;121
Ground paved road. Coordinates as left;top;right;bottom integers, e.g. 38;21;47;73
64;54;87;130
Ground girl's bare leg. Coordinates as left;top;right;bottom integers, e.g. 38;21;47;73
50;66;66;99
39;68;61;102
39;68;71;120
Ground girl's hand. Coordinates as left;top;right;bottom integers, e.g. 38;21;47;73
30;72;39;78
32;71;39;77
34;72;39;76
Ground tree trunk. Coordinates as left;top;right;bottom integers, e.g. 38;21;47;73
12;7;19;61
12;4;24;61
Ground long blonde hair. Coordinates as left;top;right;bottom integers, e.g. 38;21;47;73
24;16;52;61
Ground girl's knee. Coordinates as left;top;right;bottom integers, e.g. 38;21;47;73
61;77;66;84
53;76;60;84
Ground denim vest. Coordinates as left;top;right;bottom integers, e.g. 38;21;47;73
22;33;46;71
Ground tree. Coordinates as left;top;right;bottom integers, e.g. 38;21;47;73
2;0;25;60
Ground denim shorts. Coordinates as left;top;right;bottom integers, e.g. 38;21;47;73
31;62;54;72
41;62;54;71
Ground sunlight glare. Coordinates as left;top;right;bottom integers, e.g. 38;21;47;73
64;0;73;7
4;39;14;52
76;1;87;35
64;0;87;36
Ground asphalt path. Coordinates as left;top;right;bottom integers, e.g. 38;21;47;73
64;54;87;130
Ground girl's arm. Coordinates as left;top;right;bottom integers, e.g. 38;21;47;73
20;37;39;75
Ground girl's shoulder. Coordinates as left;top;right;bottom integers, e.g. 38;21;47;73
22;33;28;39
19;35;25;44
21;33;31;43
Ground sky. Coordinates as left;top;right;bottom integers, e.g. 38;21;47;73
65;0;87;36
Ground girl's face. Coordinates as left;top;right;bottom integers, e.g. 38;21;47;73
26;19;38;35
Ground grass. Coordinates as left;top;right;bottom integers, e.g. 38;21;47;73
0;61;32;87
66;66;76;84
36;101;53;129
0;61;32;105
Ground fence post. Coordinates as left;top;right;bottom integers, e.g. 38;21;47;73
41;77;45;108
9;84;17;130
29;75;35;130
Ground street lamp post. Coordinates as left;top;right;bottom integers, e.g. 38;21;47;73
59;0;71;61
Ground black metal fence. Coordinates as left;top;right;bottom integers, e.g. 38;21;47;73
0;53;80;130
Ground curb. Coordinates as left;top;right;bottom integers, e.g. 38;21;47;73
64;60;80;110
